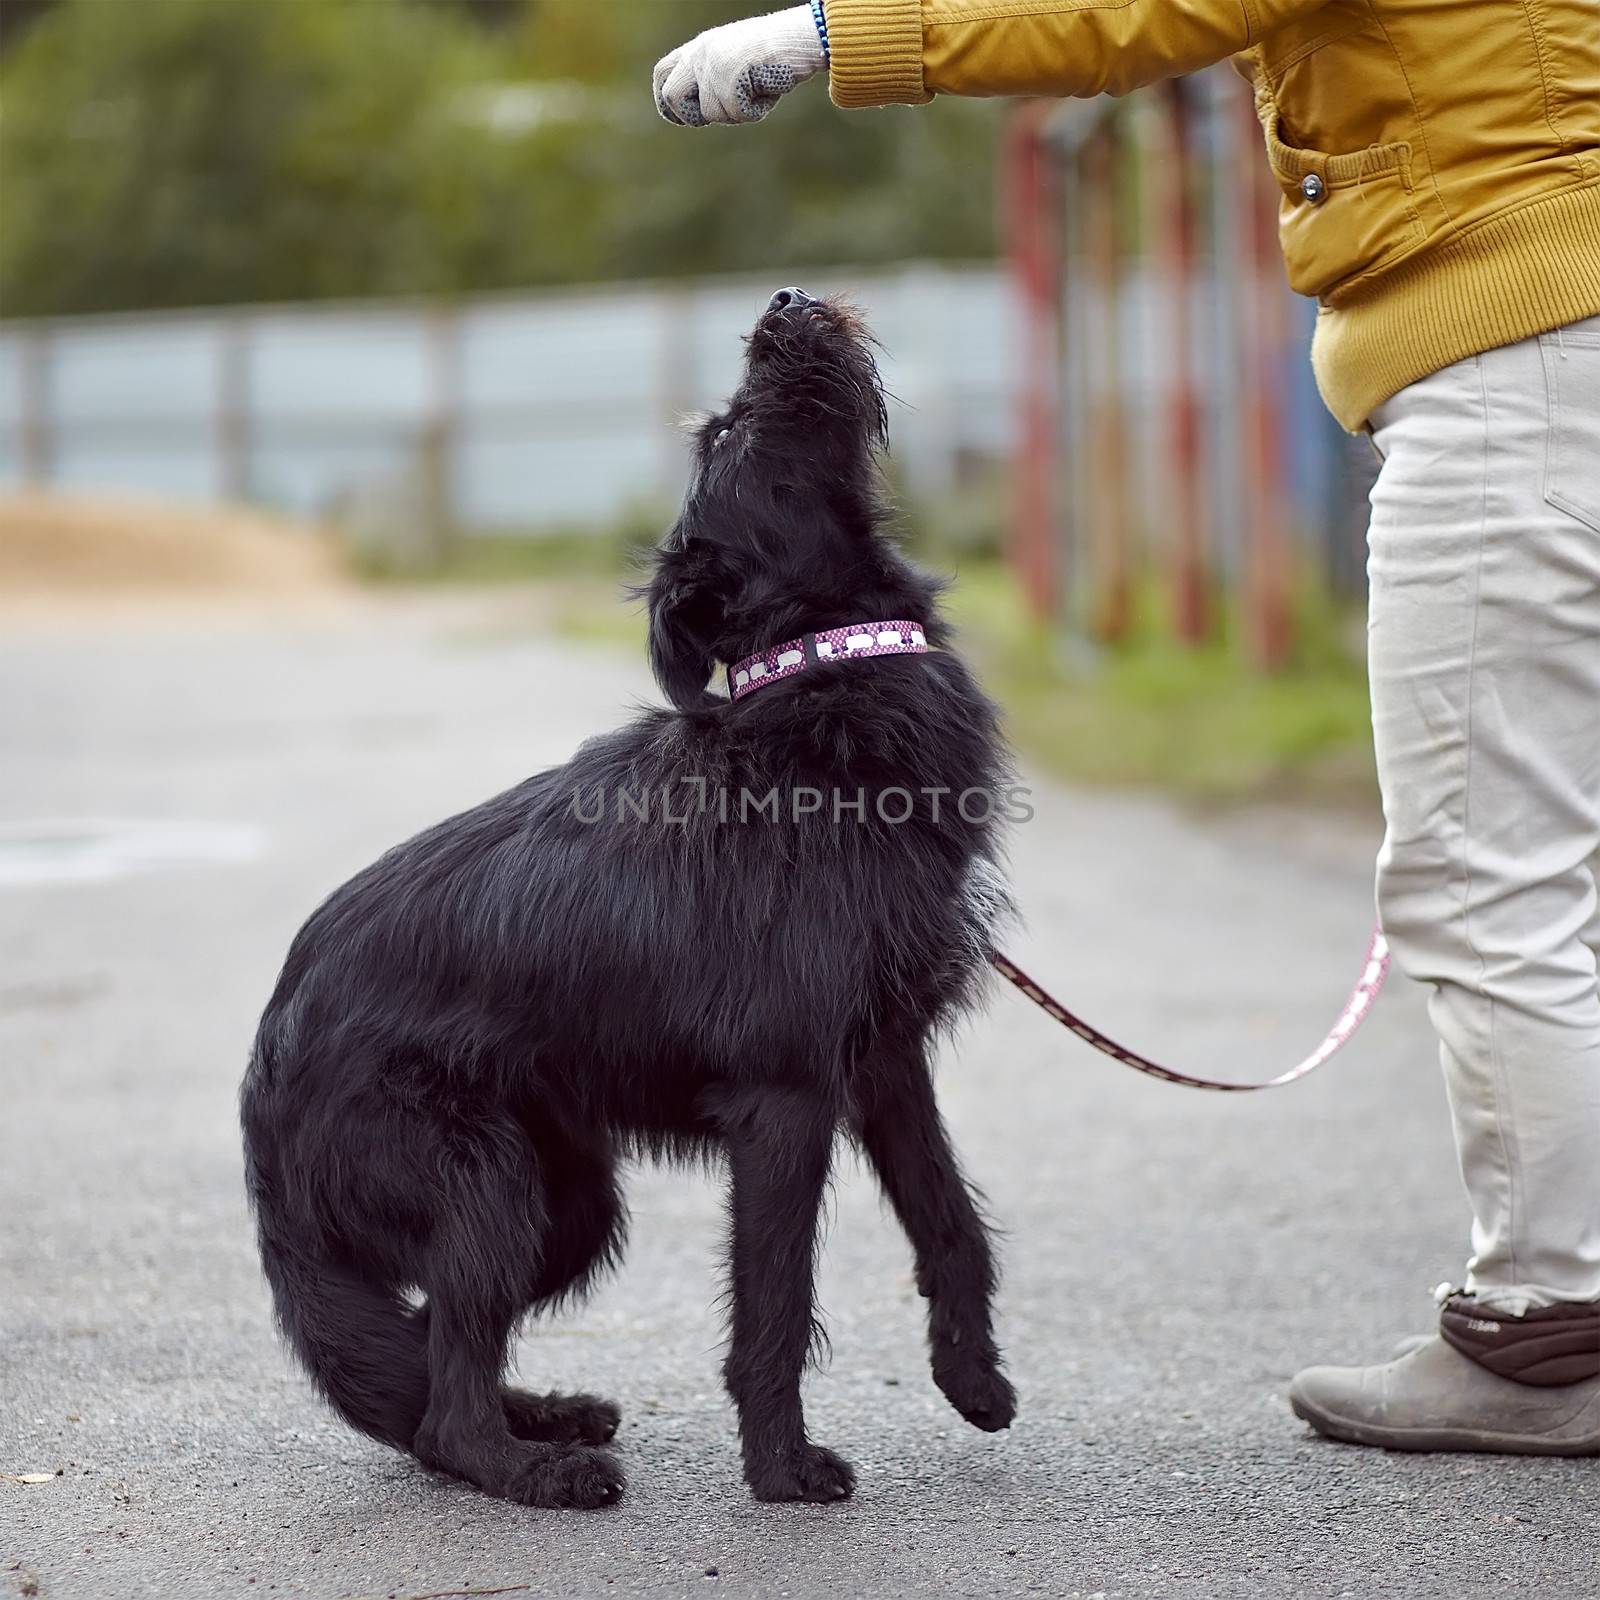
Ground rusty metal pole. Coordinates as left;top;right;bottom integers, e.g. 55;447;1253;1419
1163;82;1210;645
1240;95;1294;671
1204;71;1247;616
1085;118;1131;644
1059;130;1088;651
1003;102;1062;622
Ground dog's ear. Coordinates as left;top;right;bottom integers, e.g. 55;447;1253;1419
642;534;728;711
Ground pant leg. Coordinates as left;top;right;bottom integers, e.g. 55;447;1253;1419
1568;321;1600;1064
1366;320;1600;1314
1584;845;1600;972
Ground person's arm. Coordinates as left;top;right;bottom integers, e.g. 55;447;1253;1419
826;0;1330;107
655;0;1331;127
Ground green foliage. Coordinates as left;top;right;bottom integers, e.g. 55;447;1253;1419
0;0;513;312
944;561;1376;805
0;0;1001;318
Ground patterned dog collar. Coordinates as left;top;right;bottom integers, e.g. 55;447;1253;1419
726;621;929;702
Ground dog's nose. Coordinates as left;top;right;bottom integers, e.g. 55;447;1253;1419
767;287;813;313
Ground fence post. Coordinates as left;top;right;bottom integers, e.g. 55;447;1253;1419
19;326;53;488
217;312;252;503
898;264;959;503
421;303;461;565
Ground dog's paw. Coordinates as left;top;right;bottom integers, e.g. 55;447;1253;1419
505;1443;626;1510
503;1388;621;1444
933;1352;1017;1433
746;1442;856;1504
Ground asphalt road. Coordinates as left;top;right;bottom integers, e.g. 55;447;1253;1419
3;593;1595;1600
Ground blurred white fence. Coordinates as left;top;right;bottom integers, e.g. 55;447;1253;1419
0;266;1016;535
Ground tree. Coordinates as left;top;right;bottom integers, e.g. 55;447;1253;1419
0;0;527;314
0;0;1000;318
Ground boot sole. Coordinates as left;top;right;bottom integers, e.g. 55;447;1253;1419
1290;1392;1600;1457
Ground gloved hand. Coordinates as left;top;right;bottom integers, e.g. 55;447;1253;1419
653;6;826;127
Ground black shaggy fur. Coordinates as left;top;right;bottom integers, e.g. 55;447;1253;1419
241;293;1017;1510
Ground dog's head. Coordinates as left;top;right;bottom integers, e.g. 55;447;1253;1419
644;289;934;711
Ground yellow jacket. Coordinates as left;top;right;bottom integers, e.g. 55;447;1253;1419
825;0;1600;428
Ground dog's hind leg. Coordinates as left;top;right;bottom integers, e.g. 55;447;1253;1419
712;1086;854;1504
410;1121;625;1509
855;1035;1016;1433
501;1126;626;1446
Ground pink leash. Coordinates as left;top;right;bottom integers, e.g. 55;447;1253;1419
990;927;1391;1091
725;620;1392;1092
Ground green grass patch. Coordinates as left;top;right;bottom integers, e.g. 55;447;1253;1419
363;527;1376;808
548;576;649;650
943;560;1376;806
351;526;654;586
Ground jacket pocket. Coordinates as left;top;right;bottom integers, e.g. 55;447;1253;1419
1260;104;1426;303
1540;320;1600;536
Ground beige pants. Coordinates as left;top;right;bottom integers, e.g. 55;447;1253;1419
1367;314;1600;1314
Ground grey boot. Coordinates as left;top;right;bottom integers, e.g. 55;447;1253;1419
1289;1335;1600;1455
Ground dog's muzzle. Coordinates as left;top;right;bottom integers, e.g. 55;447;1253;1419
767;286;813;314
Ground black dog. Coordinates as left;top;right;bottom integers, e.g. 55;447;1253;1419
241;289;1016;1509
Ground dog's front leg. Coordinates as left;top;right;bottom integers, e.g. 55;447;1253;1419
712;1086;854;1503
856;1042;1016;1433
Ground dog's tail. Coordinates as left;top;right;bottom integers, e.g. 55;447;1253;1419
243;1111;430;1450
258;1237;431;1451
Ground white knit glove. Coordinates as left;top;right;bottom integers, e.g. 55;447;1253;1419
653;6;826;127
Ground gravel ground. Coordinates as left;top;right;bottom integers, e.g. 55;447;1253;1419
2;595;1595;1600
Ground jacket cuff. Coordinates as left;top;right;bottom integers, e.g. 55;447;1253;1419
825;0;931;108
